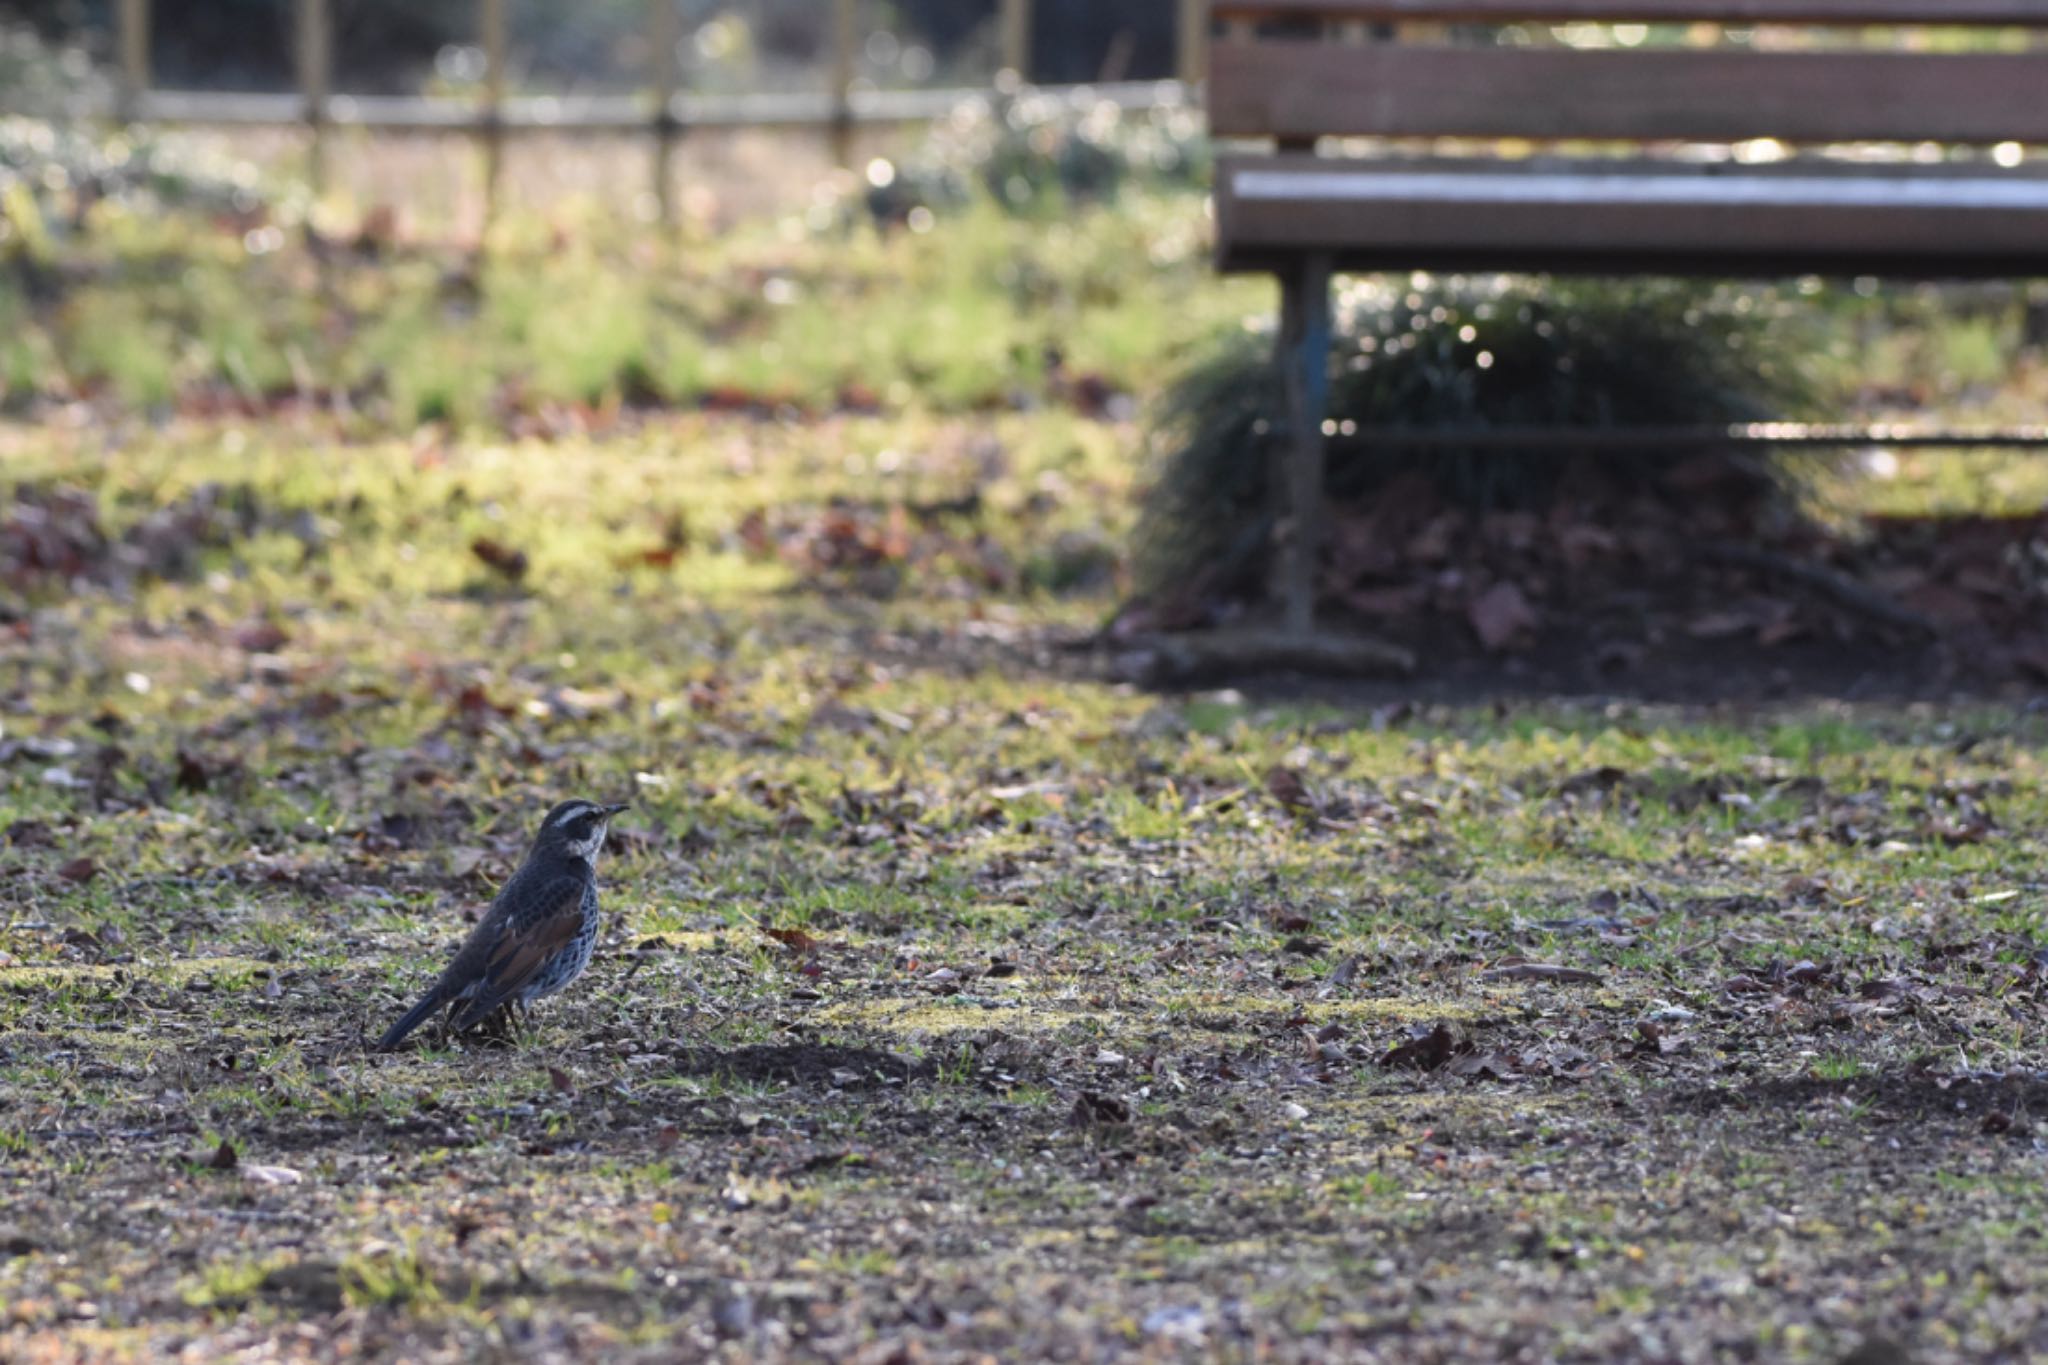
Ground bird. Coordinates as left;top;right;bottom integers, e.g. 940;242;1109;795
376;798;629;1051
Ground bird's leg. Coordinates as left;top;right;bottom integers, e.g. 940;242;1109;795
478;1000;522;1046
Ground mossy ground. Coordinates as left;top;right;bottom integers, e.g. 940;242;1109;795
1;407;2044;1363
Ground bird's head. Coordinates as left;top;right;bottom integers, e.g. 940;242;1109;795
531;798;629;864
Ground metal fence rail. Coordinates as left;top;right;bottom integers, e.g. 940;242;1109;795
1335;423;2048;450
91;0;1211;220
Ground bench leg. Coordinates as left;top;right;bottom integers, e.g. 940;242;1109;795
1273;254;1333;637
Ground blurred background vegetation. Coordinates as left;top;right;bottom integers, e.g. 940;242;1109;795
4;0;1181;95
3;7;2046;601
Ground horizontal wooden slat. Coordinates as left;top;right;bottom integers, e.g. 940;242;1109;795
1210;40;2048;143
1215;155;2048;277
1210;0;2048;24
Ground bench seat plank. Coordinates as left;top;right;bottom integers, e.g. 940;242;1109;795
1210;41;2048;146
1210;1;2048;24
1217;156;2048;276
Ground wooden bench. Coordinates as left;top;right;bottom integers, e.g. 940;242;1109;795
1207;0;2048;634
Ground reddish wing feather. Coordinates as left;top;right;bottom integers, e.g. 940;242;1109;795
486;908;582;985
451;881;588;1026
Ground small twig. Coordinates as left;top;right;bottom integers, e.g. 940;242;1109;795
1700;540;1939;637
31;1125;179;1142
616;949;661;986
1674;933;1723;961
1482;962;1604;984
196;1208;312;1224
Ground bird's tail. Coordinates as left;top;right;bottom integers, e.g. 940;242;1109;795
376;988;446;1052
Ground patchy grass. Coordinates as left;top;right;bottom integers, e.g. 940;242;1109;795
1;189;1256;425
0;413;2045;1363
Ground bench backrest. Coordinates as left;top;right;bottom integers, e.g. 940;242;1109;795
1209;1;2048;147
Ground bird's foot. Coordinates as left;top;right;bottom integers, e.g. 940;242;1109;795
469;1004;524;1048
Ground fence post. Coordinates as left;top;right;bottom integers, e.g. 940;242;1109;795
1177;0;1205;88
829;0;856;168
116;0;150;120
481;0;508;225
650;0;681;223
296;0;331;196
999;0;1031;82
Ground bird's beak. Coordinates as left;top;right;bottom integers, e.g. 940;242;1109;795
603;802;631;817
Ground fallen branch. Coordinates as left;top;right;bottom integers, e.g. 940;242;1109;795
1700;541;1939;637
1120;626;1417;683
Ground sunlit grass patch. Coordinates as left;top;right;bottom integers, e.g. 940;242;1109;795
5;184;1262;428
1155;992;1507;1028
0;956;273;991
812;995;1111;1040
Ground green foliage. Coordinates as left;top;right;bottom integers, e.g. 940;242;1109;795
0;23;105;117
858;93;1209;225
0;28;271;244
60;288;179;408
339;1241;442;1309
180;1256;282;1310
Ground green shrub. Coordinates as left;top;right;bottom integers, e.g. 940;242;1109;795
1133;274;1828;600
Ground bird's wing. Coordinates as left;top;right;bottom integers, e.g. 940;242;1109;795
449;875;590;1028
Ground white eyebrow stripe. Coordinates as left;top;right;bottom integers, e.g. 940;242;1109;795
550;802;597;828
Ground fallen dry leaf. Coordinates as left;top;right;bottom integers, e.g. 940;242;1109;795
1264;765;1314;812
233;620;290;653
1685;611;1755;640
1448;1051;1517;1081
2014;637;2048;683
625;545;684;570
1467;582;1538;652
174;750;213;792
1343;584;1429;618
1070;1092;1131;1127
1382;1022;1462;1071
471;537;529;582
445;847;490;880
764;926;824;955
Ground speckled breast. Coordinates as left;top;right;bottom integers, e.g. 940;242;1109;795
521;880;600;1002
